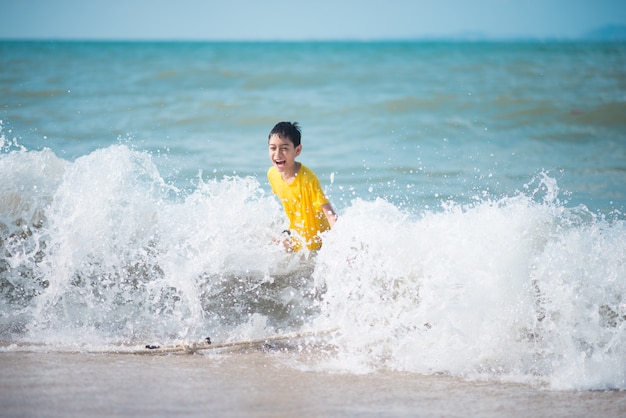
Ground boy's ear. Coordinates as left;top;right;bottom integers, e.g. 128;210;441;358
295;144;302;156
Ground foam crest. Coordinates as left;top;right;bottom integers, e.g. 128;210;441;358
313;188;625;389
0;148;67;233
1;144;624;390
0;145;308;344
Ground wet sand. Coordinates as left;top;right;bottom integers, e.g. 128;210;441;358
1;351;624;417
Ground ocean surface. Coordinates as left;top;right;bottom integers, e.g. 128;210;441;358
1;40;625;401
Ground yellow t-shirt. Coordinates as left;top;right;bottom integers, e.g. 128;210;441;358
267;164;330;251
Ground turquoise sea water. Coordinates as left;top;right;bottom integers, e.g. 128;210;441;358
1;41;625;390
2;41;625;211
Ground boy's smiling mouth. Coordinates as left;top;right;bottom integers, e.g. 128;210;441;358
274;159;286;169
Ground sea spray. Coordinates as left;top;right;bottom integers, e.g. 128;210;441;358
1;145;624;390
313;177;626;389
0;145;315;345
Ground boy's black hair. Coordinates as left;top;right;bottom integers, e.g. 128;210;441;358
269;121;301;147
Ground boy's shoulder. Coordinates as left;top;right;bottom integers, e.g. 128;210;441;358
267;166;280;182
298;164;324;185
298;163;314;175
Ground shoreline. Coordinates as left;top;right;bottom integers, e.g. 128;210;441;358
1;351;624;417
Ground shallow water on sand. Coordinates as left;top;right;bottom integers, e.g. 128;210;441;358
1;352;624;418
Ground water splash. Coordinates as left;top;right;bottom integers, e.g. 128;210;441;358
1;144;624;390
313;187;625;390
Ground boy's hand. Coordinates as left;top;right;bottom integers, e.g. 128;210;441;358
281;229;293;252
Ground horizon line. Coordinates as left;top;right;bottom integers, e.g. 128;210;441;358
1;35;625;43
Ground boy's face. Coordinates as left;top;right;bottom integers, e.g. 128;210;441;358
268;134;301;173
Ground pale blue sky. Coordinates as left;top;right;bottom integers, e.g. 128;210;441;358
1;0;625;40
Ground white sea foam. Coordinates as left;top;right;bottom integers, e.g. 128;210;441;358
313;182;625;390
1;144;624;390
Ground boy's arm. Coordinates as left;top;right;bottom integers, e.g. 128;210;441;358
321;203;337;227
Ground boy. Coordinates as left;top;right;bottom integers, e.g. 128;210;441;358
267;121;337;251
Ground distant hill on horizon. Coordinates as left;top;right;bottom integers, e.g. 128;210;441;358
414;25;626;42
583;24;626;40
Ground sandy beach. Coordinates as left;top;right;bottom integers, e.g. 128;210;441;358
1;350;624;418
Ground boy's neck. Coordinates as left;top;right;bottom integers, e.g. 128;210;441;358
281;162;301;183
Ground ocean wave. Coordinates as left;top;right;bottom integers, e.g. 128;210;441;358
1;145;624;390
